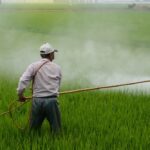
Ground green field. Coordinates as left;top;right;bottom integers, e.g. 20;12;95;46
0;4;150;150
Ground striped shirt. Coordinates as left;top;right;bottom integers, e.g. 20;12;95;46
17;58;62;97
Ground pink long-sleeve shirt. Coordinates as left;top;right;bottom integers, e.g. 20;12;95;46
17;58;62;97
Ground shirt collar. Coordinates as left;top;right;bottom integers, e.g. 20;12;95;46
41;58;50;62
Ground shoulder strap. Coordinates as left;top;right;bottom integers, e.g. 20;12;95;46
31;60;50;94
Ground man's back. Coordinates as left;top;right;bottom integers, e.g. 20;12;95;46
32;58;61;97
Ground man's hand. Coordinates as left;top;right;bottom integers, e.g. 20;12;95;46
18;94;26;102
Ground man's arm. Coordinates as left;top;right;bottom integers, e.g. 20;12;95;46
17;64;34;102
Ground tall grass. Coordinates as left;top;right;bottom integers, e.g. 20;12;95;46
0;4;150;149
0;76;150;149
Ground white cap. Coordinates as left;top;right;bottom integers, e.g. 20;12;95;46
40;43;58;55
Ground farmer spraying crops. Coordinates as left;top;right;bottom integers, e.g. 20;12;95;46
17;43;62;133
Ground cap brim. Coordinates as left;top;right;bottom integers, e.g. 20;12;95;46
40;51;46;54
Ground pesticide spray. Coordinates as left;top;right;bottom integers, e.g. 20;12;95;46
0;6;149;93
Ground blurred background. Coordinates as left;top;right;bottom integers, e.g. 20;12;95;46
0;0;150;93
0;0;150;4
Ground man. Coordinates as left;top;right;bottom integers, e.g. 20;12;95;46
17;43;62;133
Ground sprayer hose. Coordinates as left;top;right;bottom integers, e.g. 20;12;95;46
0;79;150;117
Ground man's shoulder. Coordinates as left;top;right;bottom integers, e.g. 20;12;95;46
27;60;43;71
28;60;61;71
30;59;46;67
51;62;61;70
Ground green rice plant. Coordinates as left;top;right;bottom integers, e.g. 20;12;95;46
0;76;150;149
0;4;150;150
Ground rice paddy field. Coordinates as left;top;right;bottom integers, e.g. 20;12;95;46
0;3;150;150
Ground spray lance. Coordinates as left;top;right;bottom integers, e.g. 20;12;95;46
1;79;150;117
0;79;150;130
1;62;150;129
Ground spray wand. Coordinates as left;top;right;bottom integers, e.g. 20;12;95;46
1;79;150;117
